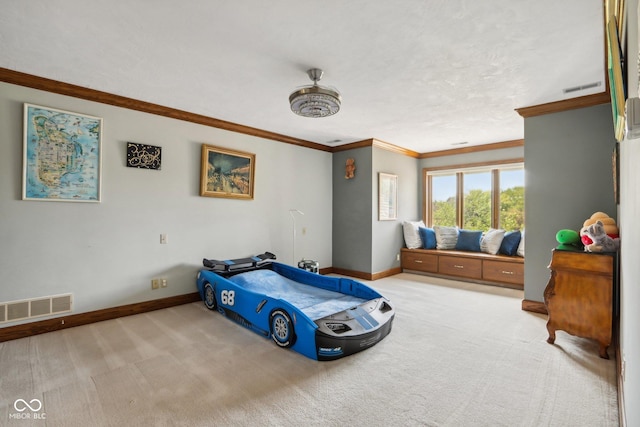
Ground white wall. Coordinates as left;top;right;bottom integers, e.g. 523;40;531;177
0;82;333;326
619;138;640;427
619;1;640;424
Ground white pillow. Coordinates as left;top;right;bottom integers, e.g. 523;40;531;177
517;230;525;257
434;226;458;250
481;228;505;255
403;220;425;249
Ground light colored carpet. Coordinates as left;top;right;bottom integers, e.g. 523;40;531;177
0;273;618;426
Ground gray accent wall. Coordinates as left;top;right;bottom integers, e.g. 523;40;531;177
524;104;617;302
332;144;419;275
523;104;616;303
332;147;373;273
0;82;333;325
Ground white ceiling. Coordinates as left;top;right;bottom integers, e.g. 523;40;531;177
0;0;605;153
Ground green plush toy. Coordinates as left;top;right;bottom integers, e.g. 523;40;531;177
555;229;580;250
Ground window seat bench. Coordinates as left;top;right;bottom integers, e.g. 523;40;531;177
400;248;524;289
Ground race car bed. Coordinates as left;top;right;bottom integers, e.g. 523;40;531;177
196;252;394;361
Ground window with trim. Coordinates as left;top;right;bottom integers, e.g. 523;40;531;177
424;160;524;230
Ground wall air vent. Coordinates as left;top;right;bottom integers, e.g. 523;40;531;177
0;294;73;323
562;81;602;94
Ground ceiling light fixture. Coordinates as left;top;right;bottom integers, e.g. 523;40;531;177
289;68;341;118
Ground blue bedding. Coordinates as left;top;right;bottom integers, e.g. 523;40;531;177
228;269;367;320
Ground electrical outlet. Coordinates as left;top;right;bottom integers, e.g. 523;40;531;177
161;279;168;288
151;279;161;290
160;233;168;244
396;253;400;261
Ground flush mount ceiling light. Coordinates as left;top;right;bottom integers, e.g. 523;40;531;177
289;68;341;118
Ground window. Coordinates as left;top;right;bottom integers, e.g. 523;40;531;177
425;160;524;230
463;171;491;229
430;174;457;226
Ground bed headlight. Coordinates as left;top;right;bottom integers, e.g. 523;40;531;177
325;322;351;334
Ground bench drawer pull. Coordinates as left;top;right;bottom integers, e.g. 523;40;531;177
414;259;423;263
454;265;464;269
501;270;515;275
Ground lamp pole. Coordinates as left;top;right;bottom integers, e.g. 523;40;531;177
289;209;304;265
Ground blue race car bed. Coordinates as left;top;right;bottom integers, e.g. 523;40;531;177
196;252;394;361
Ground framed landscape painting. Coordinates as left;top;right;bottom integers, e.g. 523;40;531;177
23;104;102;202
200;144;255;200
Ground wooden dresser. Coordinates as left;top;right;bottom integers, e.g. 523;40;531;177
543;249;616;359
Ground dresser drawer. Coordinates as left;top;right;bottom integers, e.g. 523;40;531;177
438;255;482;279
483;260;524;285
401;252;438;273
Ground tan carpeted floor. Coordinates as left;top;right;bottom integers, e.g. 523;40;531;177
0;273;619;426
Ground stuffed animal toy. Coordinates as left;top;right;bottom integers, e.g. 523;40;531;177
555;229;580;250
580;212;620;246
582;220;620;252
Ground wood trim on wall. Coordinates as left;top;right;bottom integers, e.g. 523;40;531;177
0;292;201;342
2;68;607;158
372;139;420;158
328;267;402;281
515;92;611;118
423;158;524;173
419;139;524;159
372;267;403;280
0;67;331;152
330;267;374;281
331;138;375;152
521;299;548;315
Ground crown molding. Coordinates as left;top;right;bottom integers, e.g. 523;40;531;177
515;92;611;118
420;139;524;159
331;138;420;157
0;67;331;152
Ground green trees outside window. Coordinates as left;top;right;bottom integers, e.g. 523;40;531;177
427;164;524;231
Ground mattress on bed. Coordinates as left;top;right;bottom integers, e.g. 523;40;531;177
228;269;366;320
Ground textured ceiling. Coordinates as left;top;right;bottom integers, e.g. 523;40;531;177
0;0;605;153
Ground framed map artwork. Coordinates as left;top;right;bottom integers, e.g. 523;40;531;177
23;104;102;202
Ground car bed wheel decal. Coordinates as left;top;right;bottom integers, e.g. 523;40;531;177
270;309;295;348
203;283;217;310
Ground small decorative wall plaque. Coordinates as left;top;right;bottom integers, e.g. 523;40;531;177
345;158;356;179
126;142;162;170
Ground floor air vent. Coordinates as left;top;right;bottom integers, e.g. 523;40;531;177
1;294;72;323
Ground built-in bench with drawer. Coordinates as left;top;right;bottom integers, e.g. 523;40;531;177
401;248;524;289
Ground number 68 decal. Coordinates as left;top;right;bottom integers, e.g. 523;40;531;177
220;290;235;306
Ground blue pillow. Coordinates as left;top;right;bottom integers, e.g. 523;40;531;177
455;229;483;252
418;227;437;249
500;231;522;256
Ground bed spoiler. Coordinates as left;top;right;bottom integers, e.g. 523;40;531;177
202;251;276;274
